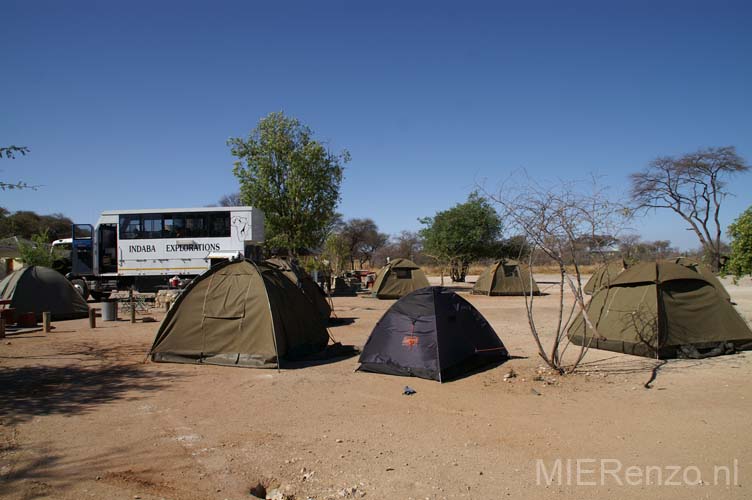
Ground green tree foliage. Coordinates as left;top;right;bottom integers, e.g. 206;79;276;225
727;206;752;277
229;112;350;253
419;192;502;281
322;232;350;275
0;208;73;240
17;229;53;267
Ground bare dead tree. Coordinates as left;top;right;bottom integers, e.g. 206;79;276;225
630;146;749;272
484;174;630;373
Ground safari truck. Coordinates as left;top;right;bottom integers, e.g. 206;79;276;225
57;206;264;299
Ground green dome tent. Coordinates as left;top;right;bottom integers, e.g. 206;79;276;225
265;257;332;322
568;261;752;358
471;259;540;296
372;258;430;299
0;266;89;321
670;257;731;301
150;260;329;368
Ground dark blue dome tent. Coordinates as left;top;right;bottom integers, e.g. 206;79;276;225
358;287;508;382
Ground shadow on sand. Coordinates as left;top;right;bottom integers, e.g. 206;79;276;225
0;361;177;426
328;317;357;327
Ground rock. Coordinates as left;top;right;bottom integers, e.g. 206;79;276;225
338;486;357;497
530;388;541;396
266;488;289;500
335;438;343;443
503;369;517;380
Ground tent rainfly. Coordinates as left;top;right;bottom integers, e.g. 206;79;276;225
471;259;540;296
150;259;329;368
358;286;508;382
265;257;331;321
372;258;430;299
583;259;629;295
568;261;752;358
0;265;89;321
670;257;731;301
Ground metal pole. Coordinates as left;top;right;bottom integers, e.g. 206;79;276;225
130;288;136;323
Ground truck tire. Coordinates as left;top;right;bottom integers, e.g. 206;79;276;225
89;291;110;302
71;279;89;300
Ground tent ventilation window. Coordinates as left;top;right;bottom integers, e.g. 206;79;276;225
394;269;412;279
504;267;517;278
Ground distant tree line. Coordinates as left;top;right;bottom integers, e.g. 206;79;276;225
219;114;748;277
0;207;73;241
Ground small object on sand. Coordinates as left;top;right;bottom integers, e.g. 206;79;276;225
403;386;416;395
530;388;541;396
503;369;517;381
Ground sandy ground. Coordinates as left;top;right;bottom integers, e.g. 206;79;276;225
1;274;751;500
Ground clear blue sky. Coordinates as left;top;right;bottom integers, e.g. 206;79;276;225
2;0;751;249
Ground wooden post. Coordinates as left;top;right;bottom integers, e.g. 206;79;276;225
89;308;96;329
43;312;51;333
130;289;136;323
164;300;171;312
0;318;5;339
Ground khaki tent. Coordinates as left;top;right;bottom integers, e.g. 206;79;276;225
332;276;357;296
150;260;329;368
471;259;540;296
568;261;752;358
671;257;731;301
266;258;331;321
0;265;89;321
372;258;430;299
583;259;628;295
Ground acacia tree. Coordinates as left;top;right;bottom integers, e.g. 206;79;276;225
229;112;350;254
487;177;629;373
727;206;752;277
1;145;37;191
419;192;502;282
630;146;749;272
339;218;388;269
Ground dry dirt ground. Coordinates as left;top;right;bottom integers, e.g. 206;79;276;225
1;275;751;500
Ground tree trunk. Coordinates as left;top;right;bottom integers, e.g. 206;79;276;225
449;259;468;282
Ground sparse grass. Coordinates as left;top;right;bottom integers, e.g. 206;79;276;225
530;264;600;275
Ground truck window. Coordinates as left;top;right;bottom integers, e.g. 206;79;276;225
184;213;207;237
142;214;163;239
120;215;141;239
208;213;230;237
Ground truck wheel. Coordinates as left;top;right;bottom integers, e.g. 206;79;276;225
89;291;109;302
71;279;89;299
